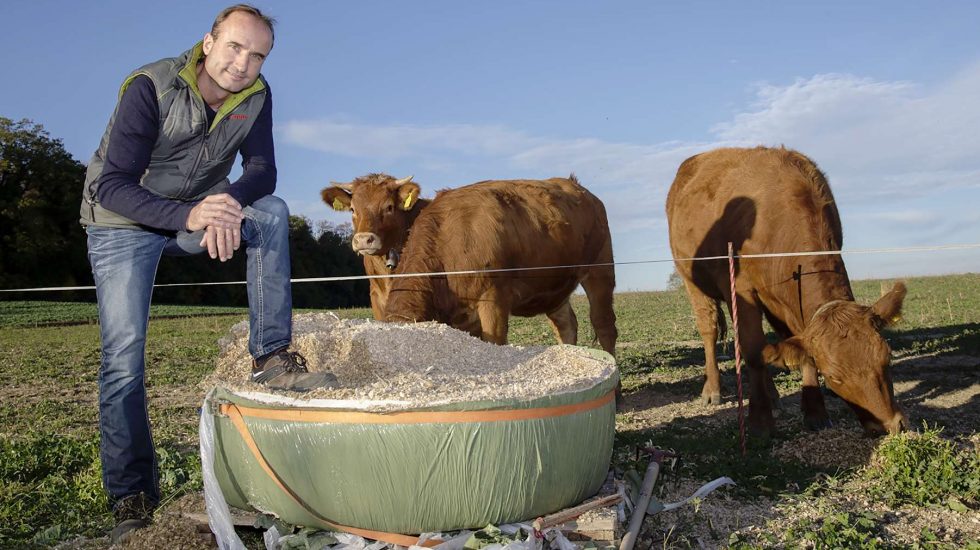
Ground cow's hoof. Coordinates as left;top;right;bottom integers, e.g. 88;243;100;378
748;412;776;441
700;392;722;406
804;416;833;431
747;422;774;442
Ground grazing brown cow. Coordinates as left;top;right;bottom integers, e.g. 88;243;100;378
330;175;618;354
666;146;909;437
321;174;431;320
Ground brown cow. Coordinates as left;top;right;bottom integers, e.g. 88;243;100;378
362;175;618;355
321;174;431;320
666;146;909;437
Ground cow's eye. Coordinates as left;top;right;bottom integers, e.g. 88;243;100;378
385;204;394;214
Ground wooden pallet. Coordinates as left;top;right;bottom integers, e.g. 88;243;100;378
558;504;621;546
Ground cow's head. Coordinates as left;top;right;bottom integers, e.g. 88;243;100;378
764;281;910;436
321;174;422;266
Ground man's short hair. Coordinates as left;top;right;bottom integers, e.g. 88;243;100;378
211;4;276;46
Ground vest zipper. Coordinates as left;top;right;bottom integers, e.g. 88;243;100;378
179;82;264;199
179;134;208;198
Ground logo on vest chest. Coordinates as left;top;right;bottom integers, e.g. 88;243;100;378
229;114;249;120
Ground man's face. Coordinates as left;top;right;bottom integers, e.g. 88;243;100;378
201;11;272;94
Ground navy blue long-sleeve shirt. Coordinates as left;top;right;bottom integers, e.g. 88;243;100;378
95;75;276;232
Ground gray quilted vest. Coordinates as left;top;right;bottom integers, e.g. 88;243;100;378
80;42;267;228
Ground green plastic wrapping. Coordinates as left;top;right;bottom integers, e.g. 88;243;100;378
205;347;618;535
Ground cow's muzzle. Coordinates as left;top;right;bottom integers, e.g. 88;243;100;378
884;410;911;434
352;232;381;256
862;409;910;437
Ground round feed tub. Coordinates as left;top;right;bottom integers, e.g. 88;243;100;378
205;314;619;538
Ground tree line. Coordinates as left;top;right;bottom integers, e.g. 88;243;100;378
0;117;369;309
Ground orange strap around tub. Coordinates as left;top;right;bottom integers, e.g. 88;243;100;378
222;402;441;547
220;388;616;424
217;389;615;546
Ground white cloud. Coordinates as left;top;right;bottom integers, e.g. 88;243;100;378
862;210;938;225
281;119;542;160
711;65;980;194
281;61;980;289
711;74;917;146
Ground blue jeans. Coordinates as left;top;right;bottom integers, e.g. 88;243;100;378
86;195;293;507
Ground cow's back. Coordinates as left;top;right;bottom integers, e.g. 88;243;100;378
666;147;851;329
396;177;612;316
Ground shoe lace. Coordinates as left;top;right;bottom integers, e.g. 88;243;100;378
276;349;309;373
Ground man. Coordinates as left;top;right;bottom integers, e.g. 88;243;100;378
79;4;335;543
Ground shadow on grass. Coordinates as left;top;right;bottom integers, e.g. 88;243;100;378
614;407;821;500
613;322;979;505
883;324;979;435
887;322;980;357
618;342;789;408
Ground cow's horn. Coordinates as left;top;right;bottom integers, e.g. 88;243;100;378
329;181;354;191
394;175;414;185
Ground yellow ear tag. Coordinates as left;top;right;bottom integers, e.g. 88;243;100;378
332;198;347;211
403;190;415;210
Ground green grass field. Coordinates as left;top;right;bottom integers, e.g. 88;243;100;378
1;273;978;548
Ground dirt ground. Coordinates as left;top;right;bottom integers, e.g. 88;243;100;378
50;346;978;550
618;349;980;548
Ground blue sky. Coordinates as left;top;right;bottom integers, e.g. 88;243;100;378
3;1;979;291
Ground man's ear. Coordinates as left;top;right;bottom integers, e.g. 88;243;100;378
763;336;811;371
396;181;421;211
321;184;353;212
871;281;906;328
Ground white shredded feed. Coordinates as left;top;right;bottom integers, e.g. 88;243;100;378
204;313;616;411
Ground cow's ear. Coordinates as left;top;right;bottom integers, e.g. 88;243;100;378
397;182;422;211
763;336;811;371
321;184;353;211
871;281;907;328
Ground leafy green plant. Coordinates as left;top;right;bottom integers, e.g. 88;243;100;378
0;432;203;546
0;433;107;545
792;511;885;548
729;509;886;549
864;424;980;508
157;444;204;506
814;511;883;548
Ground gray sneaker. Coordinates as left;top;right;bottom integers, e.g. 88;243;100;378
251;348;338;391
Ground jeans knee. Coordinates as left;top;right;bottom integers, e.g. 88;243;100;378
252;195;289;220
244;196;290;241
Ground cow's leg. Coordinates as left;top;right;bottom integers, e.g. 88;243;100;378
546;299;578;345
763;354;781;411
368;285;386;321
755;307;784;410
581;266;618;356
766;374;782;411
801;362;831;430
683;280;723;405
477;291;510;345
733;298;777;438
